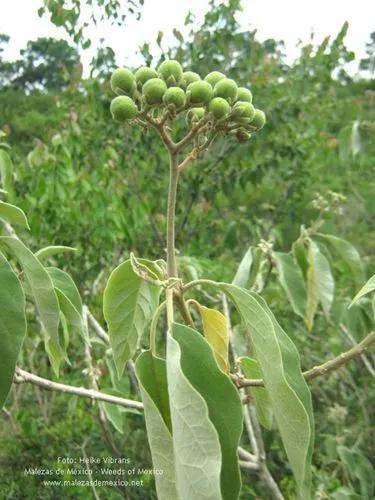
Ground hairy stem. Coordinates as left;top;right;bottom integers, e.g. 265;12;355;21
167;152;179;278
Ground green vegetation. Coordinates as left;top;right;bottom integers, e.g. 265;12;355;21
0;1;374;499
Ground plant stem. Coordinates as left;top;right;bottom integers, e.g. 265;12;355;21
167;152;179;278
14;368;143;411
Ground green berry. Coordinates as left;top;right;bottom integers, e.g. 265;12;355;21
158;59;183;85
204;71;225;87
186;107;206;125
237;87;253;103
209;97;230;119
134;67;158;87
163;87;186;108
110;96;138;122
187;81;213;105
251;109;266;129
213;78;238;103
191;107;205;120
110;68;135;95
232;101;255;120
142;78;167;104
236;129;252;144
182;71;201;87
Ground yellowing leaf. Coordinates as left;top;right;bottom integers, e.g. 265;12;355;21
197;305;229;373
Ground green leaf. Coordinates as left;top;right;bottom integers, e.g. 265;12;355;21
55;289;85;341
197;304;229;372
273;252;306;318
135;351;178;500
350;275;375;308
100;388;142;434
46;268;84;340
103;259;161;376
0;252;27;408
0;237;64;374
305;240;334;330
35;245;76;262
337;446;374;499
293;239;309;279
220;284;313;499
239;357;273;430
0;201;30;230
167;329;222;500
315;233;364;287
232;246;253;288
0;149;14;198
170;323;243;500
46;267;82;314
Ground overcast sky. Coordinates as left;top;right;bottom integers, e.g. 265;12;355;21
0;0;373;73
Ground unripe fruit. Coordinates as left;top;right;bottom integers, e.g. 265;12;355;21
236;129;252;144
213;78;238;103
158;59;183;85
163;87;186;108
142;78;167;104
237;87;253;103
187;81;213;105
135;67;158;87
204;71;225;87
251;109;266;129
182;71;201;87
110;96;138;122
209;97;230;119
186;107;206;125
232;101;255;120
191;107;205;120
110;68;135;95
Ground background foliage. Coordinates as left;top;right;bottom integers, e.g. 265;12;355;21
0;0;374;498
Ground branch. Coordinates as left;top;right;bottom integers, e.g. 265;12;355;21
235;331;375;388
14;368;144;411
85;306;110;344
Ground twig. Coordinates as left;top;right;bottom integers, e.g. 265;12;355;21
234;331;375;388
340;323;375;376
14;368;143;411
86;306;110;344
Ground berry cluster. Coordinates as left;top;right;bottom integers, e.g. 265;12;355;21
110;60;265;145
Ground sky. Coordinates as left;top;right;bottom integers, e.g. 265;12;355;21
0;0;374;74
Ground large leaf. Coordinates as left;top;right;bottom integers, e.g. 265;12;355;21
0;237;63;374
0;252;27;408
239;357;273;430
135;351;178;500
170;323;243;500
315;233;364;287
103;259;161;376
305;240;334;330
167;329;222;500
220;284;313;499
197;304;229;372
273;252;306;319
0;201;29;230
350;275;375;308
